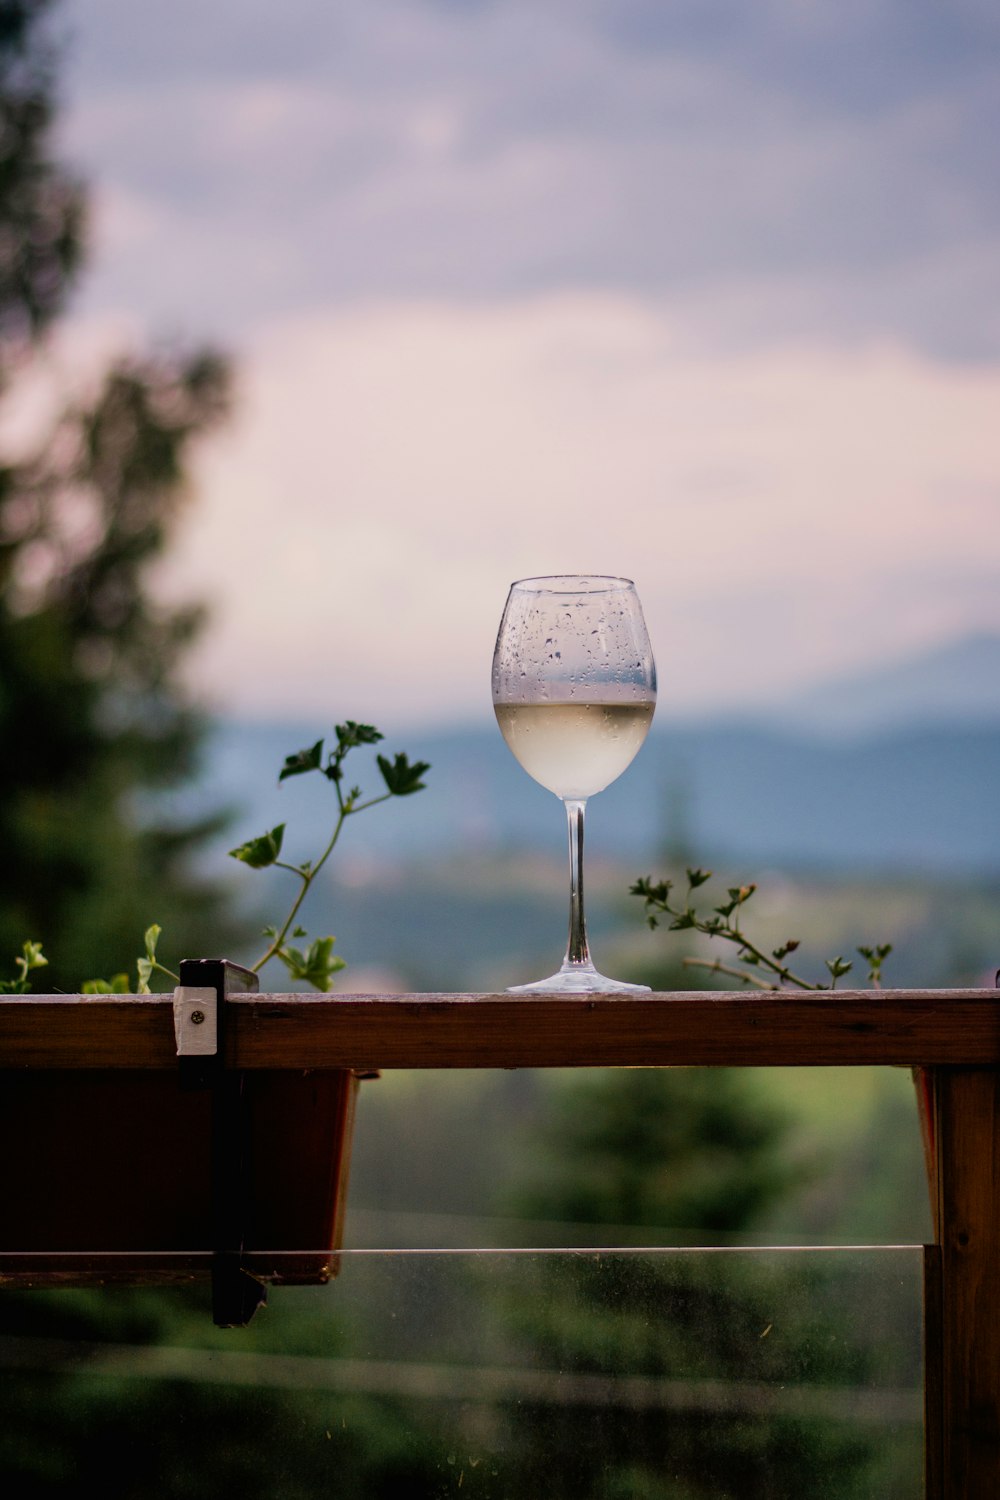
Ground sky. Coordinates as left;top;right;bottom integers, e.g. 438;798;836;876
40;0;1000;727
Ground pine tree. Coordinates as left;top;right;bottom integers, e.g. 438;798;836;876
0;0;243;987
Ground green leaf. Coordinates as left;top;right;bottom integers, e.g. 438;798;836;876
335;721;384;752
858;941;893;984
279;739;324;781
136;925;164;990
20;940;48;973
377;752;430;796
276;935;347;991
631;876;671;904
686;868;712;889
229;823;286;868
82;974;130;994
2;941;50;993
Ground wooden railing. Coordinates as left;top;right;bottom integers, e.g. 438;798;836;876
3;985;999;1498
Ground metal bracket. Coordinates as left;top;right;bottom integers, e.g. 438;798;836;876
172;984;218;1057
176;958;265;1328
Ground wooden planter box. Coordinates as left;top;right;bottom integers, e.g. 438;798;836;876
0;961;368;1317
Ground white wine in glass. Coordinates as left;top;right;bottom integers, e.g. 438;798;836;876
492;574;657;993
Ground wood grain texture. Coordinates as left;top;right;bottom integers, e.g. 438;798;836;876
0;996;175;1067
3;989;999;1070
931;1068;1000;1498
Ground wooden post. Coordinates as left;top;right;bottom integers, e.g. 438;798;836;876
926;1068;1000;1497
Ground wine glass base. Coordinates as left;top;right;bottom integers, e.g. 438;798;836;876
507;963;650;996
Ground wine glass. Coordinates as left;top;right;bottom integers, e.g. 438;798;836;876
492;574;657;993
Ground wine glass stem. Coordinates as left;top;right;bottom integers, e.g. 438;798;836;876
563;797;590;968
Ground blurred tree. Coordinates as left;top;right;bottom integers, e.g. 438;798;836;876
511;1066;800;1242
0;0;84;371
0;15;444;1496
496;1067;919;1498
0;1285;451;1500
0;0;244;986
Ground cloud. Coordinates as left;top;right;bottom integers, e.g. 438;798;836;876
62;0;1000;358
130;292;1000;724
44;3;999;726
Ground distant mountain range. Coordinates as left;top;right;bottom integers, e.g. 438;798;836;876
172;632;1000;879
769;630;1000;736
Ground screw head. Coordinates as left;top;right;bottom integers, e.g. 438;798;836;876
190;1009;206;1025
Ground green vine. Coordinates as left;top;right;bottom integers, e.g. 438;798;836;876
0;940;49;994
4;721;429;996
234;720;429;990
631;868;893;990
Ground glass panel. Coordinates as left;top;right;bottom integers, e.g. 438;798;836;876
0;1248;922;1499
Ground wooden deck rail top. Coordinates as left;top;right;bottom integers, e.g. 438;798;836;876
3;988;999;1071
